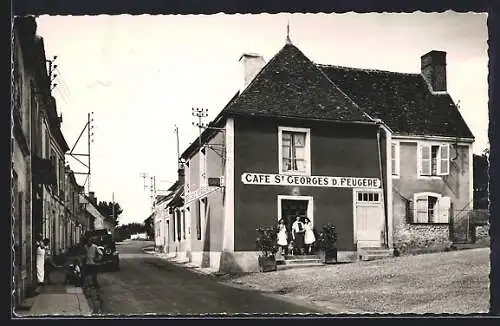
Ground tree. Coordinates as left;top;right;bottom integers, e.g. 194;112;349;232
114;222;146;241
144;215;154;240
97;201;123;226
473;149;489;210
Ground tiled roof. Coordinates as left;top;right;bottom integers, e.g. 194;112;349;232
318;64;474;139
223;44;372;123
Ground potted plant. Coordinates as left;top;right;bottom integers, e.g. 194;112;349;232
255;225;279;272
317;224;338;264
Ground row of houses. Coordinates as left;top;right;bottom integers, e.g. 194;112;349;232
11;16;113;308
152;34;480;273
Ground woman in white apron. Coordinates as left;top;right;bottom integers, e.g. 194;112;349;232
35;236;45;285
277;219;288;255
304;217;316;254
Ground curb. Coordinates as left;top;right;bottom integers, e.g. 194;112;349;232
142;248;221;278
141;248;341;313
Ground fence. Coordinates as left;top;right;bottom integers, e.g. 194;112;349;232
449;208;489;244
405;199;489;244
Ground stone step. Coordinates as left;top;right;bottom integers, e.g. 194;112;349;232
358;248;393;261
284;255;321;260
284;258;323;265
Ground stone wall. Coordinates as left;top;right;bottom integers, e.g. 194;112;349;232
393;224;452;255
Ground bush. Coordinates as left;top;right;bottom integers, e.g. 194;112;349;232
255;225;279;257
317;224;338;251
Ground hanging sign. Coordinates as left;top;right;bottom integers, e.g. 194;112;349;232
183;185;218;204
241;173;381;189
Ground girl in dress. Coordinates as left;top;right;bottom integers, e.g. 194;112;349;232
304;217;316;254
35;235;45;288
277;218;288;255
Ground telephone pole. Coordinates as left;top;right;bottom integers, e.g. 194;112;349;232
67;112;94;194
112;192;115;223
46;55;58;91
192;108;208;149
174;125;181;169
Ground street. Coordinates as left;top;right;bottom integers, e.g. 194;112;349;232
95;240;322;314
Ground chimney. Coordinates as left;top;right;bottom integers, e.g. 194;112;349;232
88;191;96;204
420;50;447;92
239;53;266;92
177;167;185;185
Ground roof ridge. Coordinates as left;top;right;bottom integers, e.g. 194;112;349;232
316;63;421;76
312;61;377;124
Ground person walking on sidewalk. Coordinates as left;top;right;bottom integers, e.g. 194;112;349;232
82;237;102;288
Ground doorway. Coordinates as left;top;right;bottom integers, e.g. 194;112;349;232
277;195;314;245
354;189;385;248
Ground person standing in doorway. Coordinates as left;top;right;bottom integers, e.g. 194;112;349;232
304;217;316;254
277;218;288;255
82;237;100;288
292;215;306;255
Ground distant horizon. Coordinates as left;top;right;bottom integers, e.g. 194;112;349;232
36;12;489;225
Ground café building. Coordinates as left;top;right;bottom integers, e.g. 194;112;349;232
173;39;393;273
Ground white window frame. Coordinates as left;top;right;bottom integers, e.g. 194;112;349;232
412;192;450;224
181;209;186;240
417;142;450;179
198;197;208;241
278;126;311;176
391;141;400;178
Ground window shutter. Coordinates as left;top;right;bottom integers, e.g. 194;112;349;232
438;196;451;223
391;143;397;175
415;197;429;223
438;144;450;175
420;145;431;176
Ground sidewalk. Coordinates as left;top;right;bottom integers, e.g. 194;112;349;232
14;269;92;317
143;248;221;277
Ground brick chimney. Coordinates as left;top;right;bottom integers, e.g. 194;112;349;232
421;50;447;92
177;167;185;185
239;53;266;92
88;191;96;204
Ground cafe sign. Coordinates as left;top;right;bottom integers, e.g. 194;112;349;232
241;173;381;189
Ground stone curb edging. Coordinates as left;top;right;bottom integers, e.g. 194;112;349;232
141;248;338;313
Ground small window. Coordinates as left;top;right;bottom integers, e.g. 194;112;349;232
412;193;450;223
279;127;311;175
391;142;400;176
419;143;450;177
357;191;381;203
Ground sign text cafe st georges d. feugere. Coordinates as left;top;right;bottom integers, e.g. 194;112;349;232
241;173;381;189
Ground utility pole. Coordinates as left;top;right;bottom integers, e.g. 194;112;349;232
47;55;58;90
87;112;92;193
174;125;180;169
67;112;94;194
192;108;208;150
112;192;115;224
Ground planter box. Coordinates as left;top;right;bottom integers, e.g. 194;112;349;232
320;248;338;264
258;255;277;272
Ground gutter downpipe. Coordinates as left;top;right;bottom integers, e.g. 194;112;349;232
374;119;392;249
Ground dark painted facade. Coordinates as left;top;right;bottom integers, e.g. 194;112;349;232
234;116;383;252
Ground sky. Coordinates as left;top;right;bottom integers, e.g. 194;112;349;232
35;12;489;226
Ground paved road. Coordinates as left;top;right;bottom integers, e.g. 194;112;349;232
96;240;321;314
